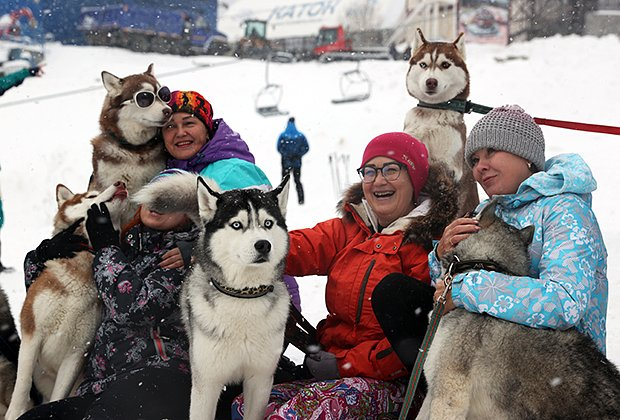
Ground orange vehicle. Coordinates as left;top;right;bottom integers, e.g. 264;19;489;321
313;25;389;62
0;7;37;39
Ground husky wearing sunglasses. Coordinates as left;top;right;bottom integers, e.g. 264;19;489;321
88;63;171;225
417;201;620;419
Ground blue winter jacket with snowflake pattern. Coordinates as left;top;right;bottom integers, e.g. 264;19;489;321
429;153;608;353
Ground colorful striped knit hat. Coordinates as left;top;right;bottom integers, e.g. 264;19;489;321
168;91;214;135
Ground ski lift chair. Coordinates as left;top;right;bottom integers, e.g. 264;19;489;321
255;57;289;117
331;61;371;104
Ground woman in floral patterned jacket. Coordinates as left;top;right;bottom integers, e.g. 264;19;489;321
21;199;198;419
434;105;608;353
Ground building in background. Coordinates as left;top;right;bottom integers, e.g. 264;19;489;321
1;0;618;56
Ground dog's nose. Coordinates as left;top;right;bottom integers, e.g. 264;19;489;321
426;78;438;89
163;107;172;118
255;240;271;255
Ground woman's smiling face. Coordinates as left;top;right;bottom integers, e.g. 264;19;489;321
162;112;209;160
361;156;416;227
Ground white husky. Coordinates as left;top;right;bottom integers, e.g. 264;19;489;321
181;176;291;420
6;182;127;420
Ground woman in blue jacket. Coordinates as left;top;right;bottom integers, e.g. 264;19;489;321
433;105;608;353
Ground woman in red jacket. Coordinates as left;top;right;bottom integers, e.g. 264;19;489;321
233;132;458;419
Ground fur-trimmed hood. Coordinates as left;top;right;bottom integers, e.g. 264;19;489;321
338;163;459;250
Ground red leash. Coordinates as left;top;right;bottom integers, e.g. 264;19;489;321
533;117;620;136
418;100;620;136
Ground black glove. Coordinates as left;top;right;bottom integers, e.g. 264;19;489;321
85;203;120;252
35;219;89;262
304;350;340;380
177;240;195;267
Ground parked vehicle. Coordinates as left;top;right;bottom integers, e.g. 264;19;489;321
313;25;390;62
0;7;37;40
77;3;228;55
231;21;390;63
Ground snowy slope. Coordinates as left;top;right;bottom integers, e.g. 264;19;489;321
0;34;619;367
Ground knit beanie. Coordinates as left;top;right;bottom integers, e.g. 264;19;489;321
361;132;429;199
465;105;545;171
168;91;214;135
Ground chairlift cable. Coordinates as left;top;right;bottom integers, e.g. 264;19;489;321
0;59;240;109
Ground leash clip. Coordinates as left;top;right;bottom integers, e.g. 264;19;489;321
438;255;460;304
438;272;453;304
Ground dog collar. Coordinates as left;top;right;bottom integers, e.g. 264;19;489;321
209;278;274;299
105;130;162;151
417;99;492;115
447;256;519;277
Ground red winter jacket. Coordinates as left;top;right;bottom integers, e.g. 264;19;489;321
287;171;457;381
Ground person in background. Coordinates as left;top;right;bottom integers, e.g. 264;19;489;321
432;105;608;353
277;116;309;205
233;132;457;418
0;65;42;96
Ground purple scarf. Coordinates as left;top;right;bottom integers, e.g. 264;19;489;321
166;119;255;172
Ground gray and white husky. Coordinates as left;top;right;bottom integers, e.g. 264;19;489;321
181;176;291;420
418;201;620;420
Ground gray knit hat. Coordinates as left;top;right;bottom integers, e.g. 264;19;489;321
465;105;545;171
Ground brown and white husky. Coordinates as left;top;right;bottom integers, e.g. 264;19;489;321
88;63;171;225
5;182;127;420
404;28;479;216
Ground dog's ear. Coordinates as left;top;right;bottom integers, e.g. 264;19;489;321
477;200;498;229
56;184;75;208
101;71;123;97
196;176;220;222
519;225;535;246
145;63;154;76
411;28;427;53
453;32;466;60
270;174;290;219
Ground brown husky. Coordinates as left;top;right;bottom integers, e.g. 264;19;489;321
5;182;127;420
88;64;171;225
404;28;478;216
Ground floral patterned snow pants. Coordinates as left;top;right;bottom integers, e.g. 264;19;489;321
231;376;408;419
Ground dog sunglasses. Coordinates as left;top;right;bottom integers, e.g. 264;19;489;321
123;86;171;108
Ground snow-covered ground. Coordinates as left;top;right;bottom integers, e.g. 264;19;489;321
0;34;619;366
